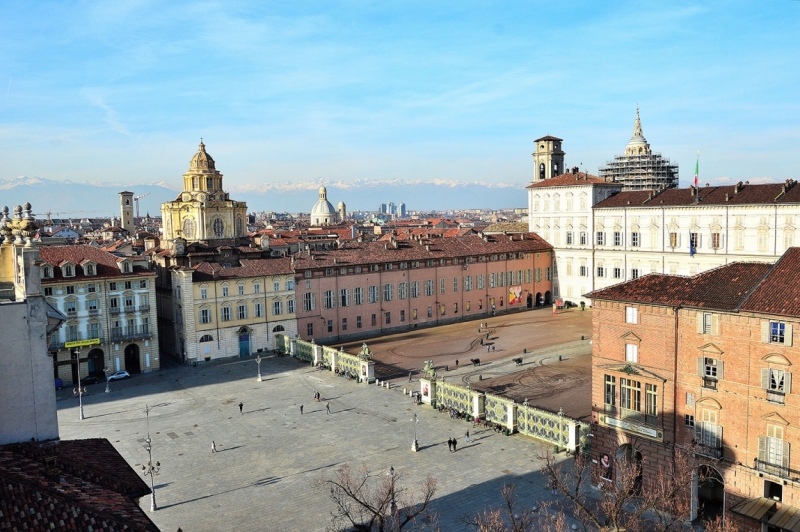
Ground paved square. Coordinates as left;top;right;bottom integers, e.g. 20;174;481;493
58;352;573;531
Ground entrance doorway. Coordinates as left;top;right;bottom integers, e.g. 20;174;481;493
124;344;141;373
615;444;643;496
87;348;105;377
536;292;543;306
526;293;533;308
238;327;251;357
544;291;552;305
695;466;724;523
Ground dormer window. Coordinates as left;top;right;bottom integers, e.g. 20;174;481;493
84;263;95;276
63;265;75;278
42;266;53;279
121;261;131;273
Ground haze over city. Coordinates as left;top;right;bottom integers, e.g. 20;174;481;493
2;1;799;213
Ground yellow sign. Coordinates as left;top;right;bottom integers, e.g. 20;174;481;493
65;338;101;348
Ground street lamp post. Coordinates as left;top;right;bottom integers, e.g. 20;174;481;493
411;413;419;452
256;355;262;382
141;404;160;512
74;347;84;420
104;367;110;393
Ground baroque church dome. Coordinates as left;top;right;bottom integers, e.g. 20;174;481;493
189;140;216;171
311;186;337;226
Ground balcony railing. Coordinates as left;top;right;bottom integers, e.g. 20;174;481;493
755;459;800;480
767;390;786;405
110;307;121;314
694;442;723;460
138;304;150;312
124;305;135;313
66;309;77;317
702;377;718;391
88;308;99;315
110;325;152;342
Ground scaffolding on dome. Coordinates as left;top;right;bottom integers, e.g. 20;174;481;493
598;152;679;192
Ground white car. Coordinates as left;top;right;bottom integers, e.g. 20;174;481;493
108;370;131;381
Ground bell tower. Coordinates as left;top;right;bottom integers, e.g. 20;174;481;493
119;191;134;233
532;136;565;182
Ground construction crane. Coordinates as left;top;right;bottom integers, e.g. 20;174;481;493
133;193;151;221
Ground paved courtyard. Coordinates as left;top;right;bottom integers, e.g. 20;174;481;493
57;344;583;532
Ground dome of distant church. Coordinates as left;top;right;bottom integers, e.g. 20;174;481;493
189;140;216;171
311;186;337;226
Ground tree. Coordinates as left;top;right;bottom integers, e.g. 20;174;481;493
465;483;568;532
314;463;437;532
536;443;733;532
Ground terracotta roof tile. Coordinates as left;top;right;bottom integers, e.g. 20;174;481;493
740;247;800;317
585;262;772;311
527;172;614;188
192;257;294;281
39;245;154;283
0;439;158;531
595;180;800;209
294;233;552;269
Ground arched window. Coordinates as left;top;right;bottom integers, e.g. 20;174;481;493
272;325;285;333
199;334;214;342
213;218;224;237
183;217;196;239
86;264;94;275
237;217;243;236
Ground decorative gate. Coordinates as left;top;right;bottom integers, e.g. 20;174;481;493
294;340;314;363
484;393;511;426
516;404;569;447
436;380;472;414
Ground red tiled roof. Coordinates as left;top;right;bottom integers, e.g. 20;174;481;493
0;439;158;531
595;180;800;209
192;257;294;281
294;233;552;269
39;245;154;283
376;228;472;241
585;262;772;311
527;172;614;188
739;248;800;317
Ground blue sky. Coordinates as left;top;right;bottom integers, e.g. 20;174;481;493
1;1;799;197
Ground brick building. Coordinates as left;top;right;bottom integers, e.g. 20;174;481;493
586;248;800;529
294;233;554;343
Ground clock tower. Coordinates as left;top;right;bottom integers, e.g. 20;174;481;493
532;136;565;182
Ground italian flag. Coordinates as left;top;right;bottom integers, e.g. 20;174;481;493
693;155;699;188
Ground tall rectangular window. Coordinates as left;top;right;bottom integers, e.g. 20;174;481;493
398;282;408;299
307;323;313;336
287;299;295;314
477;274;485;290
625;343;638;362
340;288;350;307
411;281;420;298
440;278;446;294
424;280;434;296
770;322;786;344
614;231;622;246
711;233;721;249
200;309;211;324
221;307;232;321
453;277;458;292
625;307;638;324
604;375;616;412
620;378;641;412
273;301;283;315
238;304;247;320
200;288;208;300
596;232;605;246
238;284;245;295
383;284;393;301
254;283;261;294
645;384;658;424
303;293;315;311
631;232;640;247
631;268;639;280
254;302;263;318
342;317;347;331
354;287;364;305
566;232;573;245
371;314;377;326
613;267;622;279
669;232;678;248
356;316;362;328
369;286;378;303
324;290;335;308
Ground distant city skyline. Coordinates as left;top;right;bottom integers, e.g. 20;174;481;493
1;2;798;202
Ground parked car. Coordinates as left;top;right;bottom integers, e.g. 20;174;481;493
108;370;131;381
81;375;101;385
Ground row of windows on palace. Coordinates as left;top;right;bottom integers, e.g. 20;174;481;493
534;228;796;252
56;317;152;346
43;279;149;298
174;279;295;301
300;269;550;312
305;299;495;339
603;306;794;470
303;252;541;279
187;299;296;326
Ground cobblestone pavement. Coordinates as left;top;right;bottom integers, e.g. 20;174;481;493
57;349;580;532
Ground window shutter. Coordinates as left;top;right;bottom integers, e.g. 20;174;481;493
717;361;724;380
697;357;705;377
698;234;702;249
762;368;771;390
762;321;770;343
695;422;702;442
786;324;794;347
786;372;792;394
783;442;791;469
696;314;704;334
758;436;767;462
711;314;719;335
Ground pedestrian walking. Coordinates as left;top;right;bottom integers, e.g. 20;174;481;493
300;404;304;415
452;437;458;452
239;402;243;414
553;302;557;316
465;430;470;443
448;438;453;452
487;345;490;353
492;345;496;352
326;402;331;414
211;441;217;453
408;371;413;383
455;359;459;368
